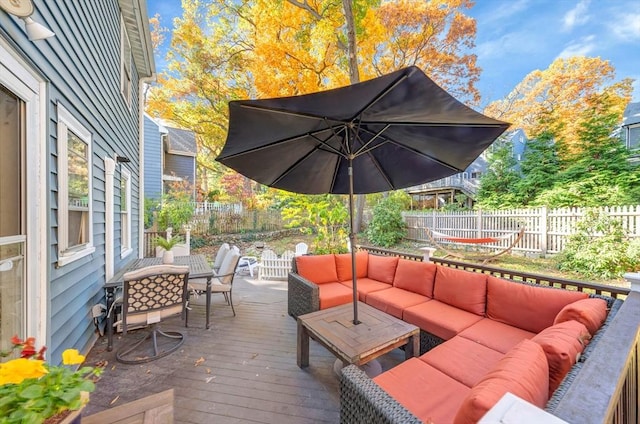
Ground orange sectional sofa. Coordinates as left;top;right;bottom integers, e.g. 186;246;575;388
287;252;619;423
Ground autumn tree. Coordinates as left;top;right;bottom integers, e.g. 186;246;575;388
512;131;559;205
484;56;633;158
476;137;521;209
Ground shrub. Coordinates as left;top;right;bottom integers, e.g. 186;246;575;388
366;196;407;248
558;209;636;279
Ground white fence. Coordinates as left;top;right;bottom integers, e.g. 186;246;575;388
258;249;296;280
404;205;640;255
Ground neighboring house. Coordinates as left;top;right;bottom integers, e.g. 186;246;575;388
407;129;527;209
143;116;197;200
621;101;640;159
0;1;154;362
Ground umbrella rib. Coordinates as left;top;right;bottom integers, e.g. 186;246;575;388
352;124;391;158
358;121;508;128
347;69;416;122
237;103;346;124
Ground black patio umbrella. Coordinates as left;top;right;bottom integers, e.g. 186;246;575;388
217;66;509;324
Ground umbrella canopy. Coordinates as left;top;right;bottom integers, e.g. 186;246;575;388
217;66;509;323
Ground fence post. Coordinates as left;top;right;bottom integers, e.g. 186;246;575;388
476;209;482;238
540;206;548;256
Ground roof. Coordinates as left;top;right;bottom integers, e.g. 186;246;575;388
165;127;197;156
119;0;155;78
622;102;640;126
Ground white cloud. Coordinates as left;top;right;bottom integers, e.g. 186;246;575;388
563;0;591;31
480;0;530;25
556;35;597;59
609;13;640;41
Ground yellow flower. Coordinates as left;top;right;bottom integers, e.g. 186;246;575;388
0;358;48;385
61;349;85;365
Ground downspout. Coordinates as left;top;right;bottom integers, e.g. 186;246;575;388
138;75;155;258
104;157;115;280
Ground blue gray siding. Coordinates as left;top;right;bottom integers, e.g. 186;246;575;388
144;116;163;200
1;0;147;362
165;154;196;189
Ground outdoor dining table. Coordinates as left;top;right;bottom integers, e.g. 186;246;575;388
104;255;214;351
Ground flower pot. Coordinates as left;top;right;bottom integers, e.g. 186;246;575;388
162;250;174;264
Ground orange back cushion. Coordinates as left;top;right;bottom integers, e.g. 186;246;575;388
367;255;399;284
553;298;608;336
453;339;549;424
335;251;369;282
433;266;487;316
532;320;591;397
393;259;436;298
295;254;338;284
487;276;588;334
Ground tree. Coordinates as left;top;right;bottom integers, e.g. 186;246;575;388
513;131;559;205
484;56;633;160
476;138;521;209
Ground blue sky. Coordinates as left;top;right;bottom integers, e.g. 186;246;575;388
147;0;640;107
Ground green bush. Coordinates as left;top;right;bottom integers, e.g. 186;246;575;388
366;196;407;248
558;209;637;279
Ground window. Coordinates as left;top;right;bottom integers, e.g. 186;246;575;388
120;15;132;107
120;167;132;258
57;104;94;266
626;124;640;150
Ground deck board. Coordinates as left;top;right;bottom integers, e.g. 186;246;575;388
84;276;402;423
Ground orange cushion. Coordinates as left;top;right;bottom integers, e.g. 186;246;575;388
318;282;353;309
403;300;483;340
453;339;549;424
335;251;369;282
433;266;487;316
340;278;391;302
365;287;429;319
367;255;399;284
420;336;504;388
532;320;591;397
487;276;588;333
295;255;338;284
459;318;535;354
393;259;436;298
553;298;608;336
374;358;471;424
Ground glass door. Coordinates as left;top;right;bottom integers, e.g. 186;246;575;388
0;85;25;352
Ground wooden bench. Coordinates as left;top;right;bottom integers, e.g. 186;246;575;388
83;389;174;424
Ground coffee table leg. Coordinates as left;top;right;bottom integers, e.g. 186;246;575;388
297;320;309;368
405;333;419;360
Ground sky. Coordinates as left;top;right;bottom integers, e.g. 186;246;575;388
147;0;640;107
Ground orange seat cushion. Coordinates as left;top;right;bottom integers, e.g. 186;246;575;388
367;255;399;284
420;336;504;388
335;251;369;282
486;276;588;333
553;298;608;336
433;266;487;316
458;318;535;354
532;320;591;397
318;282;353;309
453;339;549;424
393;259;436;298
295;255;338;284
403;300;483;340
340;277;391;302
374;358;470;424
365;287;429;319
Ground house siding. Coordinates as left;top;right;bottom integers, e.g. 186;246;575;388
144;116;163;200
165;154;196;190
1;0;148;363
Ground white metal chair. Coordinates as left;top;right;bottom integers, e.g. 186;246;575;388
188;251;241;317
115;265;189;364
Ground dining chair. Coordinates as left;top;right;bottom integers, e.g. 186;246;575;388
115;264;189;364
188;251;241;318
212;242;230;272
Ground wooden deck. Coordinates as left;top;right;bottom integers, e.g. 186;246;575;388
84;275;402;423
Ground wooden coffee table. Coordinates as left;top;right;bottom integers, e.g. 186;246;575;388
297;302;420;368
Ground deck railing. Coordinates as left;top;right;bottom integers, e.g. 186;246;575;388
357;245;639;423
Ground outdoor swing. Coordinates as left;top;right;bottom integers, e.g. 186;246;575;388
424;227;526;264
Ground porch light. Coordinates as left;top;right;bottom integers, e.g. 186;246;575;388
0;0;55;41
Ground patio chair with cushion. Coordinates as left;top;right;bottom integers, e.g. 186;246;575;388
188;251;241;317
212;242;230;272
115;265;190;364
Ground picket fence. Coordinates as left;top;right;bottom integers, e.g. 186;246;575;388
189;209;284;235
257;249;296;280
404;205;640;255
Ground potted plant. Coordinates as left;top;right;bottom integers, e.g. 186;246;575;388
0;336;101;424
154;235;184;264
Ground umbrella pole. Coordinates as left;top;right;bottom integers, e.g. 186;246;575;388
349;161;360;325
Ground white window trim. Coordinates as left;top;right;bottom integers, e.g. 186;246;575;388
626;123;640;149
120;14;132;109
120;167;133;259
57;104;95;267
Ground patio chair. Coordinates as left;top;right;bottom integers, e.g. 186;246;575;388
234;245;258;277
115;265;189;364
188;251;241;317
212;242;230;272
295;242;309;256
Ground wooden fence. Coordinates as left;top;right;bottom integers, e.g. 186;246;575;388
188;209;285;236
404;205;640;255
